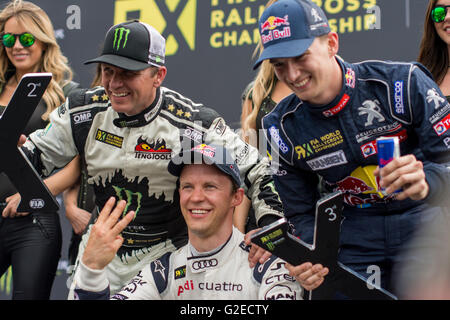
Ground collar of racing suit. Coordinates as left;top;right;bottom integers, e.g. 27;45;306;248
186;227;243;274
113;87;163;128
306;58;356;119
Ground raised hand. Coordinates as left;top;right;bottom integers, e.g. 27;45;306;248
81;197;134;270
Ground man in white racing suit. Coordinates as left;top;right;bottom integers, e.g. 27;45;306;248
20;20;288;297
73;144;305;300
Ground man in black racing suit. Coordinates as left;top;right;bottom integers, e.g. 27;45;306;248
21;20;285;297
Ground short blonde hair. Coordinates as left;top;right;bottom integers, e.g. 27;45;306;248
0;0;73;120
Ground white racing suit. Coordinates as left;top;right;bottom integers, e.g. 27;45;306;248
73;227;303;300
22;86;284;297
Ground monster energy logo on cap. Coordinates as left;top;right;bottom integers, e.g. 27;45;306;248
84;20;166;71
113;27;130;50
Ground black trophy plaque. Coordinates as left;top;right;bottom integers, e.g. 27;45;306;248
251;191;397;300
0;73;59;212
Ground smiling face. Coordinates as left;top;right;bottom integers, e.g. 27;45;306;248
434;0;450;46
101;63;166;116
270;33;342;105
179;164;243;251
3;17;44;75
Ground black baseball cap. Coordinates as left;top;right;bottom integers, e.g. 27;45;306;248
85;20;165;71
168;144;242;187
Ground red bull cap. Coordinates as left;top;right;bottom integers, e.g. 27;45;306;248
168;143;241;187
254;0;330;70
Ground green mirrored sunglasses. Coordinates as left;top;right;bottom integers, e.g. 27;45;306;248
1;32;35;48
431;5;450;23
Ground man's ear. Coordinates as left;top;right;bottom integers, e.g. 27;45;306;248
232;188;245;208
154;66;167;88
327;32;339;57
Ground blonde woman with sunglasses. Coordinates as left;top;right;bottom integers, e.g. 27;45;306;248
0;0;79;299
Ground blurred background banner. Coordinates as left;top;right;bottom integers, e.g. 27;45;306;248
0;0;428;299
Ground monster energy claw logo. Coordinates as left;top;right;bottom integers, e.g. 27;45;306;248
112;185;142;219
113;27;130;50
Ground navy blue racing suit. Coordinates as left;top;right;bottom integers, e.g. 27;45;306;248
263;58;450;295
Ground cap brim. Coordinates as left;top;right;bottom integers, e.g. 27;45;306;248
84;54;155;71
167;151;217;178
168;150;241;186
253;38;315;70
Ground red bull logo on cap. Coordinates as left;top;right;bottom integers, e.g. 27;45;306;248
260;15;291;45
261;15;290;32
193;144;216;158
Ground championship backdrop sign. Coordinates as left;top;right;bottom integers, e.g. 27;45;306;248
0;0;429;299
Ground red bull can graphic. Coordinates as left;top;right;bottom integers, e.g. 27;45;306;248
376;136;400;195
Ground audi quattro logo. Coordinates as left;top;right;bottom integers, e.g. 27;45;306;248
192;258;218;270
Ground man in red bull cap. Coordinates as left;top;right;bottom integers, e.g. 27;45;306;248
71;144;314;300
256;0;450;298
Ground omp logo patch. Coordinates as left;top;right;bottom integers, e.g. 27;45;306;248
95;129;124;148
114;0;197;55
73;111;92;124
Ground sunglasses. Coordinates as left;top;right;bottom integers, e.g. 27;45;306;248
1;32;35;48
431;5;450;23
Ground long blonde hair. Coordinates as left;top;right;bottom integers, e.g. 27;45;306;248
0;0;73;120
242;0;278;134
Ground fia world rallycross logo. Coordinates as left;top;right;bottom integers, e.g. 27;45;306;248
113;27;130;50
114;0;197;56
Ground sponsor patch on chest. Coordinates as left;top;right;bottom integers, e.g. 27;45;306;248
95;129;123;148
295;130;344;160
306;150;348;171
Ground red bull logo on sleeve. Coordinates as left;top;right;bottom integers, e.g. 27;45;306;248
260;15;291;44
